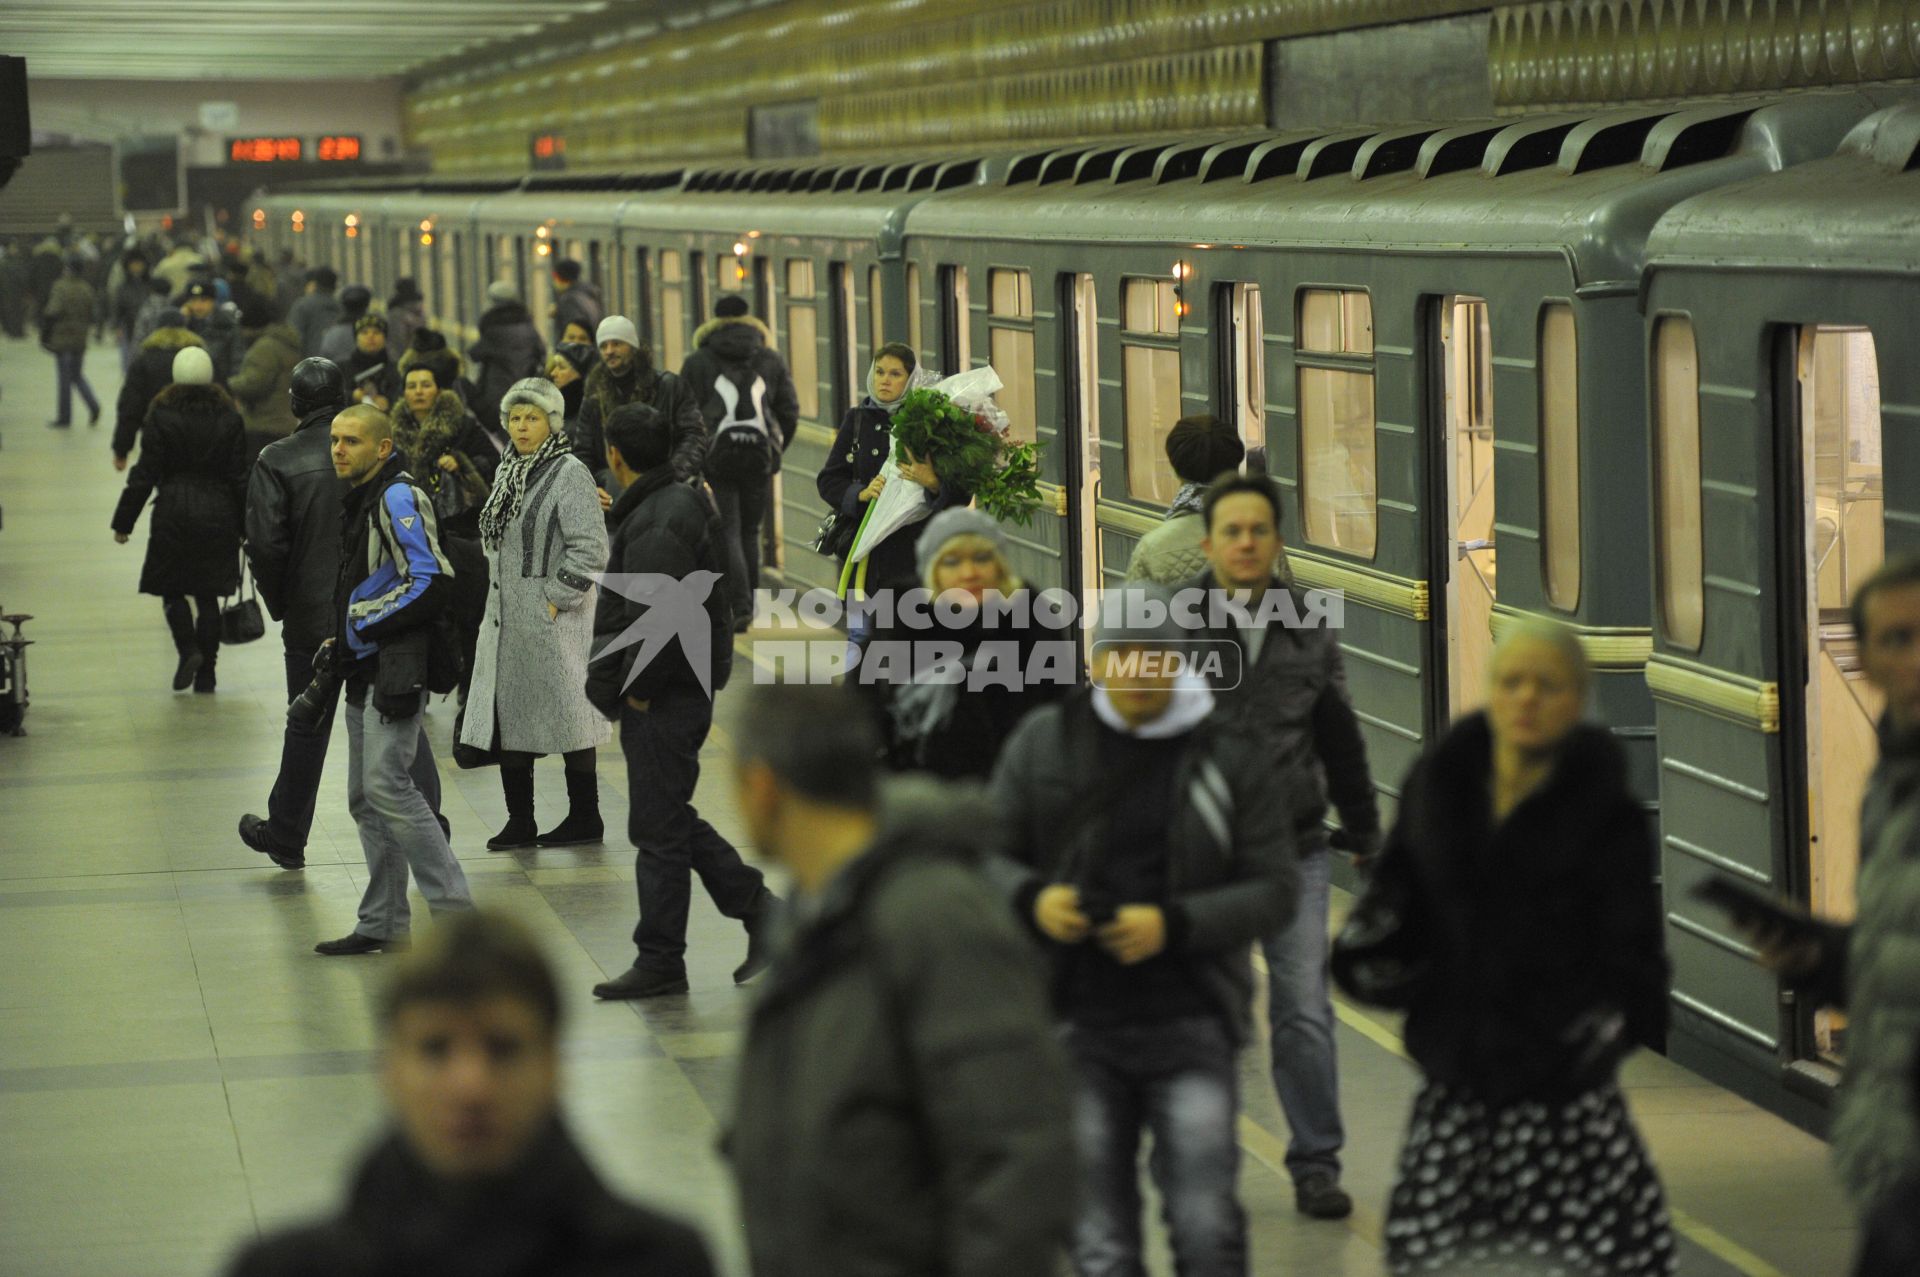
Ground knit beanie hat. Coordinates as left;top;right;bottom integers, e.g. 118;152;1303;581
714;295;749;319
915;506;1009;584
171;346;215;386
499;377;567;430
486;280;517;305
1165;414;1246;486
595;315;640;349
354;313;387;334
554;341;597;377
339;285;372;319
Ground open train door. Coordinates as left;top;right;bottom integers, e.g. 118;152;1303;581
1427;294;1498;723
1060;272;1104;646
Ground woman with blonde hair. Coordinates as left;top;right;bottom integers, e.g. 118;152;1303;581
1335;618;1676;1275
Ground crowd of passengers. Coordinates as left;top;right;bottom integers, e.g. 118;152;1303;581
22;226;1920;1277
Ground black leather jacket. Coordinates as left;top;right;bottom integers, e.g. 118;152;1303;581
245;404;344;653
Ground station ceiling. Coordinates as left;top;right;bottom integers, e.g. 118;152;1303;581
4;0;611;80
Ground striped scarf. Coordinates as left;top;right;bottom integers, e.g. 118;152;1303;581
478;431;568;551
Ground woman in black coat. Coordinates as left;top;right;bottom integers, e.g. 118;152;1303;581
815;342;970;600
111;347;248;693
855;506;1076;780
1336;619;1676;1276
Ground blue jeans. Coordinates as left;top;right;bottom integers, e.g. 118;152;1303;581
52;348;98;423
1261;842;1343;1183
619;688;769;973
1065;1016;1246;1277
345;690;471;939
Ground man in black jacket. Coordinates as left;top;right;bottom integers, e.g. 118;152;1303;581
315;404;472;956
549;257;604;347
570;316;706;508
468;281;547;433
224;911;716;1277
238;359;351;870
989;583;1297;1276
678;297;800;627
586;402;776;1000
1190;471;1382;1221
728;684;1075;1277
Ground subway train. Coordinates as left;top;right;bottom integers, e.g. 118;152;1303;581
246;87;1920;1125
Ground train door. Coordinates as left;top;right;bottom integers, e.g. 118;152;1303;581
1432;295;1498;720
1221;282;1266;469
1062;272;1103;623
1785;324;1884;1062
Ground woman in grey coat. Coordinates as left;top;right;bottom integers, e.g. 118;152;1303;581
462;377;611;851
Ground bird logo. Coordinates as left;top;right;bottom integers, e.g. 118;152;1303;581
588;571;724;697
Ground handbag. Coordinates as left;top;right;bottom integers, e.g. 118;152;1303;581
807;509;857;560
220;555;267;645
450;704;499;770
1329;858;1430;1010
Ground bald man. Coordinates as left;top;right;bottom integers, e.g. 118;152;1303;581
314;403;472;957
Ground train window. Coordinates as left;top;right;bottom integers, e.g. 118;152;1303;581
831;262;858;421
753;256;773;326
867;265;885;359
905;262;924;361
940;265;971;372
1296;288;1377;557
587;240;603;290
630;247;655;346
718;251;745;292
988;269;1037;443
1122;277;1183;505
689;252;707;323
786;258;820;420
1223;283;1266;462
1652;315;1704;650
660;249;687;370
1540;304;1581;611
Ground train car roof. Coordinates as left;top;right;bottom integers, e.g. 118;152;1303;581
903;91;1898;292
1646;98;1920;275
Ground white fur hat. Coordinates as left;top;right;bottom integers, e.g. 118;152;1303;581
171;346;215;386
498;376;566;431
595;314;640;349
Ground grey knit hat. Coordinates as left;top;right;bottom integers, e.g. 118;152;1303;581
499;376;566;431
914;506;1008;584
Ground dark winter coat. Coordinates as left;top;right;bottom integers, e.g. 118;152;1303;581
317;320;356;368
389;389;498;540
1353;713;1669;1106
1856;1169;1920;1277
187;308;246;383
224;1120;714;1277
585;464;732;712
679;314;800;476
551;280;603;345
730;778;1077;1277
469;301;548;425
228;322;303;443
43;275;95;352
1190;571;1383;853
27;243;63;309
114;327;206;459
856;591;1078;781
286;289;342;357
385;300;426;360
111;273;152;338
570;359;707;491
987;688;1299;1046
246;405;347;654
816;399;972;596
111;383;248;598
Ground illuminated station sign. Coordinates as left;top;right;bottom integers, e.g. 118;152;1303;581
227;135;363;164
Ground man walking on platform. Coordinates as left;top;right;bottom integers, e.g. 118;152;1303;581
585;402;777;1000
1193;472;1382;1221
314;404;472;956
569;315;707;506
238;358;351;871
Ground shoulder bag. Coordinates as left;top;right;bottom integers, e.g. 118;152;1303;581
221;554;267;645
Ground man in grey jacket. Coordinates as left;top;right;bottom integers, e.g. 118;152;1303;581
728;684;1076;1277
990;584;1297;1277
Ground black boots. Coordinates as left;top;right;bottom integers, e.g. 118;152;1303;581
536;767;603;847
487;762;539;850
192;638;218;693
734;898;779;985
163;598;202;691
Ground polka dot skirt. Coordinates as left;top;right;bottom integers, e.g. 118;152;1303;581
1384;1081;1678;1276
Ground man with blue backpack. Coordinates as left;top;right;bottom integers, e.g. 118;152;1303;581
679;297;799;630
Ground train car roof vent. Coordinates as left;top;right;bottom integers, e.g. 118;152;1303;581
1353;127;1441;179
1152;143;1209;184
1416;124;1506;177
1645;107;1756;170
881;162;916;191
907;161;943;191
1559;110;1670;173
1199;139;1263;182
1838;103;1920;171
857;166;889;192
1110;143;1174;184
1298;132;1370;180
1066;146;1125;184
933;159;981;189
1243;135;1321;183
1006;150;1053;185
1481;117;1581;175
1036;147;1093;185
832;166;868;192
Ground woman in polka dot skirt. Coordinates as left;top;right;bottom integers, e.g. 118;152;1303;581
1335;620;1676;1275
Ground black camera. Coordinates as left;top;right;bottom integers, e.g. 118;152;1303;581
288;643;341;733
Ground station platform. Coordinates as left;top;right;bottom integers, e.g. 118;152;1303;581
0;336;1860;1275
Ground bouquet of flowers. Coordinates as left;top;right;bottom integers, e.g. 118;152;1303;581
842;366;1043;589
